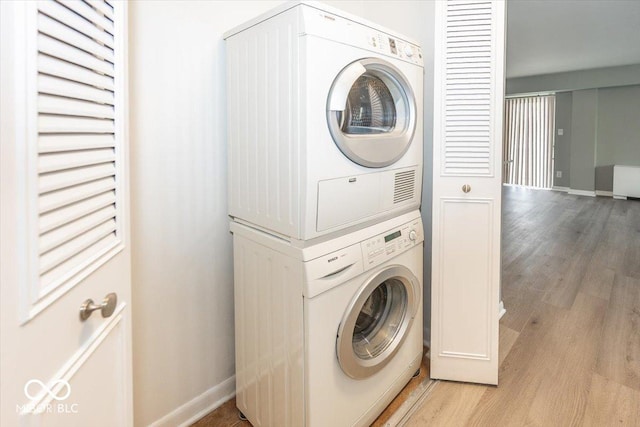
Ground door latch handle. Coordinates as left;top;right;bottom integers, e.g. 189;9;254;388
80;293;117;321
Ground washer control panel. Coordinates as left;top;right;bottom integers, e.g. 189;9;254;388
362;217;424;266
366;33;423;65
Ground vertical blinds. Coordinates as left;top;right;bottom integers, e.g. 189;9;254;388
503;96;556;188
36;0;119;291
442;0;493;176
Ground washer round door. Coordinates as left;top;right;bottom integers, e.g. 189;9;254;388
336;265;419;379
327;58;417;168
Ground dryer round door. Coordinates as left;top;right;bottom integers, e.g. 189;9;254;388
336;265;419;379
327;58;417;168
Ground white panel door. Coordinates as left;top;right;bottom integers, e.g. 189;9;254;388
430;0;505;385
0;1;133;425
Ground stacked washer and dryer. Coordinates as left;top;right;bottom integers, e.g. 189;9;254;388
224;2;425;426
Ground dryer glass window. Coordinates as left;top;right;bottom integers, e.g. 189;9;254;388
340;74;397;135
352;278;407;359
327;58;417;168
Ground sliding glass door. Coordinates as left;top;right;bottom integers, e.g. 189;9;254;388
503;95;556;188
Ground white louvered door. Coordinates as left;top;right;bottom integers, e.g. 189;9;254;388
0;1;132;426
430;0;505;385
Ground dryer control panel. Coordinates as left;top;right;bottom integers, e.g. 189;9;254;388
301;4;424;66
362;217;424;267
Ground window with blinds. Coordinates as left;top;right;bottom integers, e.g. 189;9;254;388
35;0;122;297
442;0;493;176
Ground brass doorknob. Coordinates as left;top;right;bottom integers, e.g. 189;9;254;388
462;184;471;193
80;293;117;321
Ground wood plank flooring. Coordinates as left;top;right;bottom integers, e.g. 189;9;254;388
193;188;638;426
408;187;640;426
192;349;431;427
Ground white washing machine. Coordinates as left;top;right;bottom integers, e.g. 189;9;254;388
225;1;424;241
231;210;424;426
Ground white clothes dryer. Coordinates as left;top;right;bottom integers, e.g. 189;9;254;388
231;210;424;427
225;1;424;241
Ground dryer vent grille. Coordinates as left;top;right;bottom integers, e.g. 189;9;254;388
393;170;416;203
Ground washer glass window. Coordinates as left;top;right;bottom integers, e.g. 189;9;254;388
353;278;407;359
337;265;418;379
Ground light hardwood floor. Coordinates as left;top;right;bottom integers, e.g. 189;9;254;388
192;349;431;427
193;187;638;426
407;187;640;426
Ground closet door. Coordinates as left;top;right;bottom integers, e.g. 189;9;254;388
430;0;505;385
0;1;133;425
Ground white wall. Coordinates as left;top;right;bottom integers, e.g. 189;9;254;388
129;1;434;425
129;2;284;425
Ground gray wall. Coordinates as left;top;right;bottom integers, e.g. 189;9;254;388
595;85;640;190
510;69;640;192
564;85;640;192
553;92;572;188
595;165;614;192
506;63;640;95
570;90;598;192
596;85;640;167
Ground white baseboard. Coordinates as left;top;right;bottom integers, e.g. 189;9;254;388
149;376;236;427
499;300;506;319
567;189;596;197
503;183;552;191
613;195;628;200
595;190;614;197
552;186;569;192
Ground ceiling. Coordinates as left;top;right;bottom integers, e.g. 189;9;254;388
506;0;640;78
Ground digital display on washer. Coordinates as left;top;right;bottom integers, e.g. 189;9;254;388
384;230;401;243
389;38;397;54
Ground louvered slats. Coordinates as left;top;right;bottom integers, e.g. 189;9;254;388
38;13;114;62
393;170;416;203
39;74;114;104
443;0;493;175
38;0;114;49
36;0;119;290
39;94;115;119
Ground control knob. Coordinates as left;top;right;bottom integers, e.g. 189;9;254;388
403;45;414;57
409;230;417;241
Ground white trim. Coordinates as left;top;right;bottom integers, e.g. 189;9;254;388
499;300;506;319
503;183;552;191
567;189;596;197
613;195;628;200
551;186;569;192
595;190;613;197
387;377;438;427
149;377;236;427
